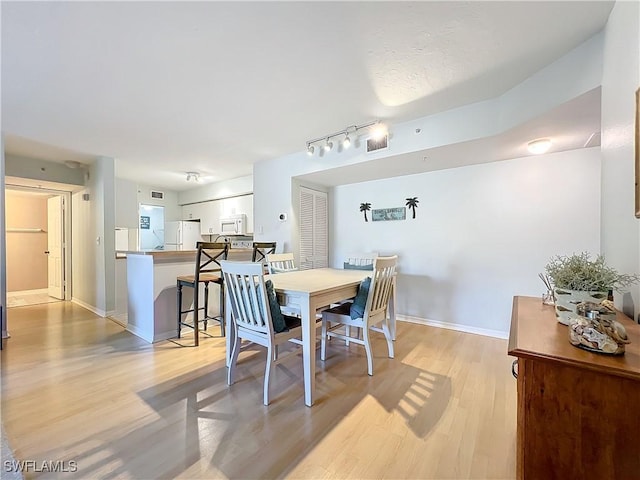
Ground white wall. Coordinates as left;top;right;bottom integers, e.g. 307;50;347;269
115;177;139;228
332;148;602;336
5;154;85;185
136;184;181;221
254;33;604;249
601;0;640;320
177;174;253;205
0;138;7;339
71;157;116;316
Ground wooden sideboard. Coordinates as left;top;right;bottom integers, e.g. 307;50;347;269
508;296;640;480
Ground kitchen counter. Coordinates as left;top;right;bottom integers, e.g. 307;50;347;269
116;250;196;261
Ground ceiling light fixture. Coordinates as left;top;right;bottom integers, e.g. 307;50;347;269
306;120;386;156
64;160;84;169
527;138;552;155
186;172;200;182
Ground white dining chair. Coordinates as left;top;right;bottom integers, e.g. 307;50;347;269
221;260;303;405
343;252;379;270
321;255;397;376
341;252;379;342
266;252;297;274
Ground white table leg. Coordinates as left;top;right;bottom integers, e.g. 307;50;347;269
302;300;315;407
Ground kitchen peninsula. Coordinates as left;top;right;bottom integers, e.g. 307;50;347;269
124;246;254;343
126;250;201;343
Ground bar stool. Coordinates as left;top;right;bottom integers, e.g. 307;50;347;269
252;242;276;273
177;241;229;346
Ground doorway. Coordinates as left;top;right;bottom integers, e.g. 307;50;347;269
5;187;70;308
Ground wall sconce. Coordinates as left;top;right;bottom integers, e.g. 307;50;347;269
306;120;387;156
186;172;200;182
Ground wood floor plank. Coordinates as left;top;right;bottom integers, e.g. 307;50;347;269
1;302;517;479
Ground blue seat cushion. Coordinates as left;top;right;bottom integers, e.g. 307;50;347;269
344;262;374;270
350;277;371;319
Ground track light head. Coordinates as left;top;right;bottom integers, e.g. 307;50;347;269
307;144;315;156
342;134;351;149
370;123;388;141
324;139;333;152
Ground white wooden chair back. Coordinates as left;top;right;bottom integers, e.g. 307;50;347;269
320;255;397;376
344;252;379;269
365;256;397;324
266;253;297;274
220;261;274;344
222;260;304;405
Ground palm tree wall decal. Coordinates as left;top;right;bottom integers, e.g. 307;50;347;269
405;197;419;219
359;202;372;222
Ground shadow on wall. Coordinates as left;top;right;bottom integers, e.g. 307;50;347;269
396;273;454;325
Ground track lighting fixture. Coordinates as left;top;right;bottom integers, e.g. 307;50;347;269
186;172;200;182
305;120;386;156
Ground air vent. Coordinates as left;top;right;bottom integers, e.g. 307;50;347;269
584;132;601;148
367;134;389;153
150;190;164;200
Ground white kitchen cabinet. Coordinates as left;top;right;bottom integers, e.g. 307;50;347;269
222;194;253;233
182;203;202;221
183;195;253;235
199;199;223;235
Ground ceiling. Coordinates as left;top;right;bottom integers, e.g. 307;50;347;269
1;1;613;191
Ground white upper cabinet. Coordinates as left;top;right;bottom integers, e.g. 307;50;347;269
222;195;253;233
183;194;253;235
200;199;223;235
182;203;202;221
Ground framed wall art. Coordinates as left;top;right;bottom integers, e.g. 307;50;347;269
372;207;406;222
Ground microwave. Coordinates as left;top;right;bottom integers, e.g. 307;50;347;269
220;214;247;235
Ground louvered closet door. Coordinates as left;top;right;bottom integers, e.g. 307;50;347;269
299;187;328;270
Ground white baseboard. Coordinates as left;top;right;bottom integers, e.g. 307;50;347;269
154;330;178;343
125;323;154;343
397;314;508;340
7;288;48;297
108;313;128;328
71;298;107;317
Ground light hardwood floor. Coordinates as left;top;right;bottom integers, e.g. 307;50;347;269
1;302;517;479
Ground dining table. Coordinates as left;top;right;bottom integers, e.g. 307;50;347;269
225;267;396;407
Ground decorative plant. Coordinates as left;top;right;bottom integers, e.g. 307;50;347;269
359;202;371;222
545;252;639;292
405;197;419;219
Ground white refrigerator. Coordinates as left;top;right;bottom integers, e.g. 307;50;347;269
164;221;202;250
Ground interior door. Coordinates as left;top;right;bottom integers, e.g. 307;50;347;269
47;196;64;299
299;187;328;270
